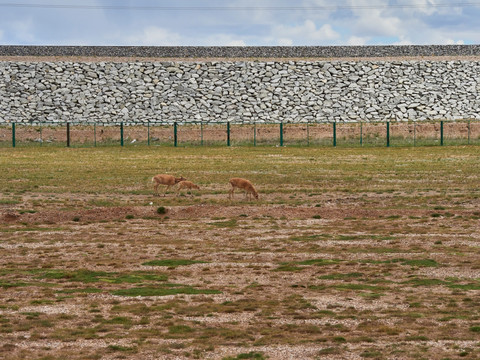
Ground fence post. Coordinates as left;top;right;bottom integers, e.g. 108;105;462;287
333;122;337;147
254;123;256;146
307;122;310;146
147;121;150;146
440;120;444;146
386;121;390;147
174;122;177;147
468;120;471;145
66;122;70;147
120;122;124;147
12;122;15;148
414;122;416;147
360;122;363;146
280;122;284;146
227;122;231;146
94;123;96;147
201;122;203;146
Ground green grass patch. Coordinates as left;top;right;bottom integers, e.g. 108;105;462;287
295;259;341;266
319;272;364;280
142;259;208;268
274;258;341;271
107;345;137;353
208;219;238;228
334;283;388;291
0;281;30;289
336;234;395;241
449;283;480;290
289;234;332;241
111;284;221;297
223;352;266;360
403;278;449;287
273;265;304;272
36;269;167;283
0;227;65;233
0;199;21;205
57;288;103;294
401;259;439;267
360;258;439;267
168;324;195;334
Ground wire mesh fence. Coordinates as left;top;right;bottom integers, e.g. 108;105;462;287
1;120;480;148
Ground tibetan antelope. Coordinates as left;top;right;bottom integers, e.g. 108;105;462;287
229;178;258;200
152;174;186;196
176;180;200;196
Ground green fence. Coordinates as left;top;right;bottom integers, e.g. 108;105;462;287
1;120;480;148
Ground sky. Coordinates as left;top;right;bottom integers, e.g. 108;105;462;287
0;0;480;46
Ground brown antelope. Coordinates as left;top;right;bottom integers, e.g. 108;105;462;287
229;178;258;200
152;174;186;196
176;180;200;196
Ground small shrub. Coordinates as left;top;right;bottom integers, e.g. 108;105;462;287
125;214;134;219
72;216;80;222
312;215;322;219
157;206;167;215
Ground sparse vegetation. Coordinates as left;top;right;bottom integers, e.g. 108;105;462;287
0;146;479;359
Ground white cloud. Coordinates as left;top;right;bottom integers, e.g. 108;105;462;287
122;27;247;46
272;20;340;45
392;36;413;46
346;36;369;46
201;34;247;46
278;38;293;46
352;9;403;38
396;0;460;16
124;26;183;46
446;39;465;45
1;0;480;46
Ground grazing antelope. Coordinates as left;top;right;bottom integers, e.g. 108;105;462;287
229;177;258;200
152;174;186;196
176;180;200;196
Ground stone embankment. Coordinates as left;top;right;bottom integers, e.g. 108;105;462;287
1;46;480;124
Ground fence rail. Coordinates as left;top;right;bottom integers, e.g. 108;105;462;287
1;120;480;148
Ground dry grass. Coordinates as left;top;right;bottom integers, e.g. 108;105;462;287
0;146;479;359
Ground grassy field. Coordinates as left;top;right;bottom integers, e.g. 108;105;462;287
1;145;480;359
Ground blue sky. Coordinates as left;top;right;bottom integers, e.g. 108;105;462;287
1;0;479;46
